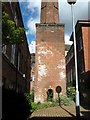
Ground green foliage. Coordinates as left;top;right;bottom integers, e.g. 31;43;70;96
67;86;75;100
24;90;35;113
2;11;25;46
52;98;59;106
31;102;53;111
31;102;38;111
30;95;74;112
52;95;74;106
39;102;53;109
30;89;34;102
24;92;31;106
60;95;74;106
24;90;34;105
24;89;75;112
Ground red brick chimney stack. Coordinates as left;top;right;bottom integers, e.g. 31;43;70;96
34;0;66;103
40;0;59;23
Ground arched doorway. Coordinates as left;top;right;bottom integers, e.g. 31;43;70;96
47;89;53;101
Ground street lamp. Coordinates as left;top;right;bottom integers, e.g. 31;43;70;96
67;0;80;118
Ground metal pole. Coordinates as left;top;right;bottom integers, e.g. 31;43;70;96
58;93;61;107
71;4;80;117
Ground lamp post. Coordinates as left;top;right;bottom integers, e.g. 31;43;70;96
67;0;80;118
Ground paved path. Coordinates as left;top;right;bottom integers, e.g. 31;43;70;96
29;105;90;120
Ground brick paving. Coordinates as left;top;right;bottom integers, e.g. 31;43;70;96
29;104;90;120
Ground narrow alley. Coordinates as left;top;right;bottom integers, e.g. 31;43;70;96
29;105;90;120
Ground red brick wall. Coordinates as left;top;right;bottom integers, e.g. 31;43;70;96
82;27;90;72
34;24;66;103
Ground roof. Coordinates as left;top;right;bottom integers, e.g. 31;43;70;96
70;20;90;41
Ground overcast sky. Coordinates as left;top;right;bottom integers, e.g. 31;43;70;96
19;0;90;53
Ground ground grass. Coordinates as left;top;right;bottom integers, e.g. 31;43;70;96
31;96;75;112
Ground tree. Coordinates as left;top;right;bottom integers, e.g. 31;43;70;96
2;11;25;47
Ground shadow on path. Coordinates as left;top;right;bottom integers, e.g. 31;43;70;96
81;111;90;118
60;106;75;117
29;116;86;120
29;106;87;120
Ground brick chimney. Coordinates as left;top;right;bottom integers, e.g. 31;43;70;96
34;0;66;103
40;0;59;23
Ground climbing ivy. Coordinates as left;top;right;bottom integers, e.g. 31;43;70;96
2;10;25;46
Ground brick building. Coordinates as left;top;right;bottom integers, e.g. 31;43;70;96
2;2;31;93
66;20;90;107
66;43;75;87
30;53;35;91
34;0;66;103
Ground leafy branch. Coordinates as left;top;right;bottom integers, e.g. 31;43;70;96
2;11;25;46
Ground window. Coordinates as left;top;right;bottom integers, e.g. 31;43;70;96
11;45;16;64
12;82;16;90
31;72;35;81
9;2;18;26
70;69;73;83
2;77;6;88
14;11;18;26
18;52;20;70
47;89;53;102
79;37;83;50
9;83;13;89
32;62;35;67
81;58;84;73
18;84;22;92
67;71;71;84
2;45;6;54
14;7;19;26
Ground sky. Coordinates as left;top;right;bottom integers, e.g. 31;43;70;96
18;0;90;53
